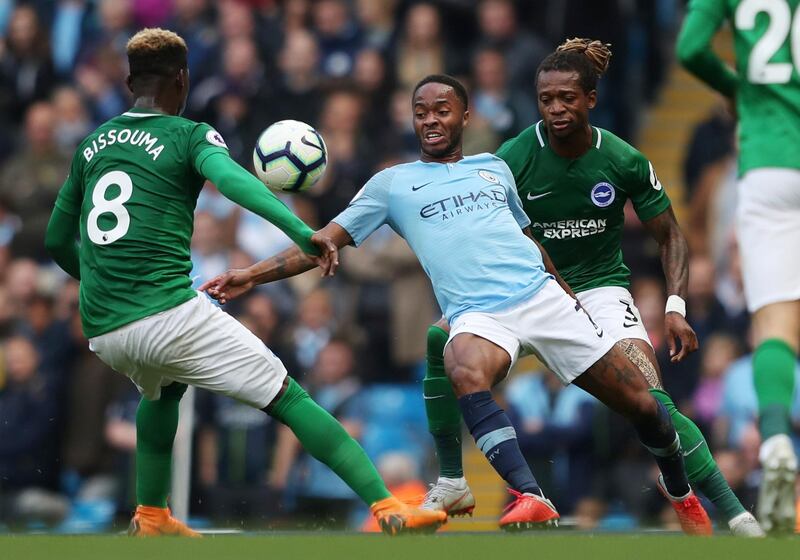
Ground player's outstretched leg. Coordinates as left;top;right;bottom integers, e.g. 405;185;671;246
422;323;475;517
445;333;559;530
650;388;763;537
621;339;762;536
129;382;200;537
267;376;447;535
753;336;798;534
574;346;712;535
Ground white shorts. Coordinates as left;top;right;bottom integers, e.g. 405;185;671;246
447;279;615;384
89;293;287;408
737;169;800;312
577;286;652;347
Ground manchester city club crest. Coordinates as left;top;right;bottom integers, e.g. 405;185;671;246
478;169;500;184
590;182;615;207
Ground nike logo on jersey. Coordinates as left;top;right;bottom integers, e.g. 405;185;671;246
412;182;433;191
527;191;552;201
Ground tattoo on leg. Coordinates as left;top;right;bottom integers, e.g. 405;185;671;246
619;340;662;389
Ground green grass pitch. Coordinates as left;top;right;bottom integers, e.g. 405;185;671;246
1;533;798;560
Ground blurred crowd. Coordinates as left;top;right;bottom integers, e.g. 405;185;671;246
0;0;794;533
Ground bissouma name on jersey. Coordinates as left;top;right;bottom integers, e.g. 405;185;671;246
83;128;165;163
532;218;607;239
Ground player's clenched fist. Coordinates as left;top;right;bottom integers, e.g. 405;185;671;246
200;269;255;305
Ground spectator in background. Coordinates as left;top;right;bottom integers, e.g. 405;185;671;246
0;4;57;127
340;225;438;381
691;334;743;433
17;292;73;390
50;0;91;77
0;336;68;526
470;46;537;142
0;102;70;260
289;287;338;373
683;103;736;200
311;0;362;79
189;36;269;130
270;29;323;126
353;48;394;136
505;369;597;514
168;0;219;83
82;0;135;59
718;353;800;451
190;212;232;287
51;85;92;153
73;43;128;123
475;0;547;94
393;3;452;91
355;0;397;51
306;88;371;225
271;339;364;528
5;258;40;319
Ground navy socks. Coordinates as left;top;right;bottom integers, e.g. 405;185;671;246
458;391;540;495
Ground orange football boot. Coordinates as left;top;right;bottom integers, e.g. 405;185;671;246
370;496;447;535
128;505;201;537
498;489;560;531
656;475;713;536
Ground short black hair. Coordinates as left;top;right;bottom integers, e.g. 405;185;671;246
127;28;188;83
413;74;469;109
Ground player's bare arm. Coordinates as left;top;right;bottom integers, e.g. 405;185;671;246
643;207;698;362
202;223;351;304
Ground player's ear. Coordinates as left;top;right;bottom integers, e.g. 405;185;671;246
462;108;470;128
125;74;134;94
587;89;597;110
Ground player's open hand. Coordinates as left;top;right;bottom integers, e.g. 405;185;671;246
199;269;255;305
308;231;339;277
665;312;699;362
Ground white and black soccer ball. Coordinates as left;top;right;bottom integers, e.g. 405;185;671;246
252;120;327;192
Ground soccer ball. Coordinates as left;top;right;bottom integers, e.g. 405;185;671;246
252;120;327;192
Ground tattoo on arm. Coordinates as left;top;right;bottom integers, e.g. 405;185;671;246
251;246;315;285
643;208;689;298
619;339;662;389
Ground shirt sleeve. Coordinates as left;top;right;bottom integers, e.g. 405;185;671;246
188;123;231;173
54;154;83;216
628;152;672;222
498;160;531;229
332;168;394;247
676;0;738;98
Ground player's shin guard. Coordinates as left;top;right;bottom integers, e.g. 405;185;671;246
424;325;464;479
650;388;746;521
268;376;391;506
135;382;187;507
637;400;691;497
753;339;796;440
458;391;540;495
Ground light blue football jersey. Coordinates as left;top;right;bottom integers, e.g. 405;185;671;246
333;153;552;322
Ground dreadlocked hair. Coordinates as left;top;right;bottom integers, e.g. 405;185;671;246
127;28;187;83
537;37;612;93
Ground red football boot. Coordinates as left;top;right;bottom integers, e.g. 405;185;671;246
656;475;713;536
498;489;560;531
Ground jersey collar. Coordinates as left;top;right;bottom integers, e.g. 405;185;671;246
122;107;167;118
535;120;602;150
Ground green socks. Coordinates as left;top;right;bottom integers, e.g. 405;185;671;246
649;388;746;521
269;377;390;506
423;325;464;479
753;338;796;440
135;382;187;507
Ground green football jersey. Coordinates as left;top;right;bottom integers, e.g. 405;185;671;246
496;122;671;293
681;0;800;174
54;107;230;338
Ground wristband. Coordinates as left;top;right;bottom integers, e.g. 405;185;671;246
665;295;686;317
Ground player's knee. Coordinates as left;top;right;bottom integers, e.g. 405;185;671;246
628;390;659;423
448;364;489;395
